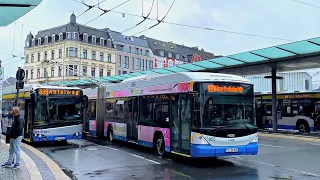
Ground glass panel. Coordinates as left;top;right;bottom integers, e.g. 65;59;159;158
229;52;266;62
0;6;36;26
110;75;125;80
308;37;320;46
252;47;295;59
192;60;224;68
178;63;205;71
209;57;243;66
165;66;189;72
129;72;144;76
120;74;134;78
152;69;173;74
140;70;156;75
278;40;320;54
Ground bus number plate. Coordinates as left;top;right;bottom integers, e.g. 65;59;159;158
54;137;65;140
226;148;238;153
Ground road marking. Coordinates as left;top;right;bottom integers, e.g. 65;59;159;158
105;146;119;151
259;144;286;148
233;156;320;177
130;153;161;164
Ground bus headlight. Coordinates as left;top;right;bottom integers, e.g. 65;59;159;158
250;135;258;143
190;132;209;144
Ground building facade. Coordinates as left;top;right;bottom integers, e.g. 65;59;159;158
104;29;154;75
245;72;312;93
141;36;215;69
24;14;116;84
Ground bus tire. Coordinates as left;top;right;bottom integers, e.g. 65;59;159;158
296;120;310;133
154;133;165;157
107;127;114;142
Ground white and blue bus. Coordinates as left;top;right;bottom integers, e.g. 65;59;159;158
84;72;258;158
2;84;88;142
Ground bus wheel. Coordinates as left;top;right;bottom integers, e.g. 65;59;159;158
108;128;114;142
297;120;309;133
155;135;165;157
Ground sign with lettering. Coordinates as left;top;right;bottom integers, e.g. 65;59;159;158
38;89;80;96
208;85;244;93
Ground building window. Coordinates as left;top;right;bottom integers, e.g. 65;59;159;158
82;49;87;59
59;33;63;41
45;36;48;44
31;69;33;79
107;54;111;62
168;52;172;58
44;51;47;60
117;55;121;67
100;52;104;61
68;47;78;57
74;65;78;76
99;69;104;77
100;37;104;46
51;50;55;59
83;34;88;42
58;66;62;76
91;67;95;77
92;51;96;60
135;48;139;54
123;71;127;74
31;54;34;62
25;70;28;80
140;49;142;55
83;66;87;76
37;69;40;79
32;39;35;46
142;59;145;70
145;50;150;56
25;54;29;63
38;38;41;45
160;50;164;56
59;49;62;58
68;65;73;76
176;54;180;59
118;70;121;75
132;57;134;69
136;58;141;70
51;67;54;77
148;60;153;70
92;35;96;44
129;46;131;53
66;65;78;76
124;56;129;69
37;53;40;62
52;35;55;43
107;70;111;76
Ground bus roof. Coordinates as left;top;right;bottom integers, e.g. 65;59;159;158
3;84;81;95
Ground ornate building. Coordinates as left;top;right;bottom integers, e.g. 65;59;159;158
24;13;116;84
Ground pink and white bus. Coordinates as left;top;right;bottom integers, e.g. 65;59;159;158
84;72;258;158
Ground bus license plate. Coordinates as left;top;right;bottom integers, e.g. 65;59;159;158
226;148;238;153
55;137;65;140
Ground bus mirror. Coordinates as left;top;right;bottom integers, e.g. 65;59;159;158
30;91;37;105
83;95;88;108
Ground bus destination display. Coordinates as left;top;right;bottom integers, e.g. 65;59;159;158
38;88;79;96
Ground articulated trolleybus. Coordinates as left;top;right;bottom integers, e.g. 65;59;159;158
2;84;88;142
84;72;258;158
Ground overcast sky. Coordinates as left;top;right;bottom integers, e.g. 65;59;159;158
1;0;320;87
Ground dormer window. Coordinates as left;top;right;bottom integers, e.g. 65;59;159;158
83;33;88;42
176;54;180;60
52;34;55;43
92;35;96;44
32;39;35;46
59;33;63;41
168;52;172;58
38;38;41;45
160;50;164;56
45;36;48;44
100;37;104;46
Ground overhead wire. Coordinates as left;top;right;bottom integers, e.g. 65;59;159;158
132;0;175;36
290;0;320;8
83;0;132;26
73;0;108;18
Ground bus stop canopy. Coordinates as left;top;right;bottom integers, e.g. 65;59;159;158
0;0;42;26
50;37;320;87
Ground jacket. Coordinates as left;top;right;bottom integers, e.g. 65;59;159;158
10;114;25;139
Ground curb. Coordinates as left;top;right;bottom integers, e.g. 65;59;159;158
259;132;320;143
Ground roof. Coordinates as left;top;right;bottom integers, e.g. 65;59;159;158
49;36;320;87
142;36;215;61
103;29;150;48
3;84;80;95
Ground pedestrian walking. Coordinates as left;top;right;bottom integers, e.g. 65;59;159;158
1;107;25;169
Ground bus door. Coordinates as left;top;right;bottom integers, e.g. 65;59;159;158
24;99;32;141
128;97;139;141
170;94;191;155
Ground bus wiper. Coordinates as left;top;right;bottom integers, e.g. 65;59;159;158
243;123;254;132
208;126;227;133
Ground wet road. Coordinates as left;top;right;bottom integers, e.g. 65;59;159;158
35;137;320;180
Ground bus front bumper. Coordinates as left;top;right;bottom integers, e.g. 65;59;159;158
32;132;83;142
190;142;258;158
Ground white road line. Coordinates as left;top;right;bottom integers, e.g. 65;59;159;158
286;168;320;177
130;153;161;165
250;160;275;167
104;146;119;151
259;144;286;149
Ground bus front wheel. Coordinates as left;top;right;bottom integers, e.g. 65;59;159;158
154;135;165;157
297;120;310;133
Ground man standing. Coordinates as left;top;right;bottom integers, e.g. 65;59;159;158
1;107;24;169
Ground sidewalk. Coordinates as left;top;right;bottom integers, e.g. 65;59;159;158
258;129;320;143
0;137;70;180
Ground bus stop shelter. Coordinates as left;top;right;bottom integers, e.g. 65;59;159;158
51;37;320;132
